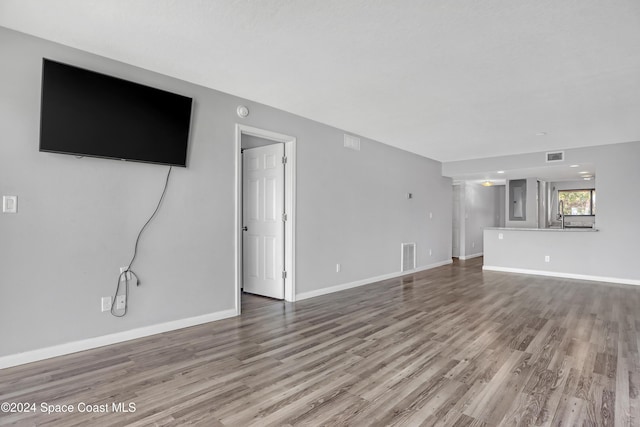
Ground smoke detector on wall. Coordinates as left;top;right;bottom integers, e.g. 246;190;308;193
236;105;249;118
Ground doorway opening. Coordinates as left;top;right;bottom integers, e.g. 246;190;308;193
235;124;296;315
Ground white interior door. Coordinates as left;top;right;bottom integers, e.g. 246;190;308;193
242;144;285;299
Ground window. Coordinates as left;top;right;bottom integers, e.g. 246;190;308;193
559;189;596;216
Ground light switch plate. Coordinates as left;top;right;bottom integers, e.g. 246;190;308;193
101;296;112;312
2;196;17;213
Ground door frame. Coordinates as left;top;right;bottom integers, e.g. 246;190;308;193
235;124;296;314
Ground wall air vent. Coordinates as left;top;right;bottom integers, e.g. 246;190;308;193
401;243;416;272
546;151;564;162
344;134;361;151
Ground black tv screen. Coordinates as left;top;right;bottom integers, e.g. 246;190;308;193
40;59;192;167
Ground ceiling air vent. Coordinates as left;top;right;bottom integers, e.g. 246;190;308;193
344;134;361;151
546;151;564;163
401;243;416;272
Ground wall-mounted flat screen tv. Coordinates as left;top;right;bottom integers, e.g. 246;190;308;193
40;59;193;167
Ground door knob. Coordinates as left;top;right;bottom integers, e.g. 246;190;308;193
242;226;248;231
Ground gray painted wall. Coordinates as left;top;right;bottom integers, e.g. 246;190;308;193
505;178;538;228
484;229;604;277
452;185;462;257
461;184;500;257
496;185;506;227
455;141;640;281
241;134;276;149
538;181;548;229
0;27;452;357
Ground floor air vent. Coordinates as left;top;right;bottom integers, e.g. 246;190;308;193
401;243;416;272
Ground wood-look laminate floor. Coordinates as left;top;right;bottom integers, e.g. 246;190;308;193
2;258;640;426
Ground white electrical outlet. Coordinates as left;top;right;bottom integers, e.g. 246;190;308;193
116;295;126;310
336;263;341;273
2;196;17;214
545;255;550;263
120;266;132;281
429;248;432;256
429;212;433;219
101;296;112;312
498;233;504;240
472;242;475;248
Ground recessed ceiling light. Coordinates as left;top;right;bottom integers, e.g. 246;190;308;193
583;177;593;180
569;165;579;168
579;171;590;174
535;132;547;136
497;170;505;174
481;181;494;187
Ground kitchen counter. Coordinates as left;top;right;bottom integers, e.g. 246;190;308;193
485;227;598;232
483;227;603;282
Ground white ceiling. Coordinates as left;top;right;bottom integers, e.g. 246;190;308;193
453;163;596;185
1;0;640;162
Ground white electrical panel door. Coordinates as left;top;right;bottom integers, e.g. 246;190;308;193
242;144;285;299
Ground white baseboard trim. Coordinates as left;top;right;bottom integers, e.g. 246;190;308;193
0;308;237;370
483;265;640;287
459;252;483;260
296;259;453;301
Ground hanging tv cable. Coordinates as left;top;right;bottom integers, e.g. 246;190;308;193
111;166;172;317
